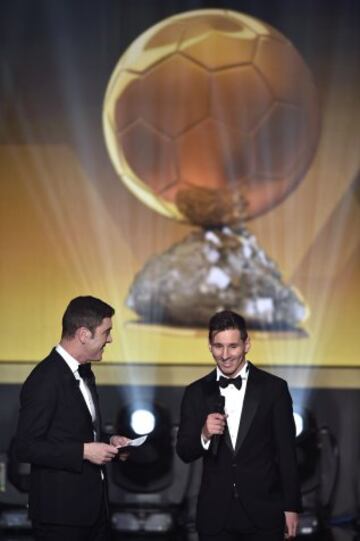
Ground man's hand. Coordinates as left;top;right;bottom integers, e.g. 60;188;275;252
83;442;119;465
110;435;131;461
284;511;299;539
202;413;226;442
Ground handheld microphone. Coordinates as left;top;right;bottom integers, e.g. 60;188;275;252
211;394;225;457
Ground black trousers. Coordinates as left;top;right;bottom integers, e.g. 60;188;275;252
32;485;109;541
199;498;285;541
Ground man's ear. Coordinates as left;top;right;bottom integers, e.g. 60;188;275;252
244;336;251;353
77;326;91;344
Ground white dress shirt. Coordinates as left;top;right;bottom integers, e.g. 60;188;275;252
56;344;96;423
202;361;250;450
218;361;249;449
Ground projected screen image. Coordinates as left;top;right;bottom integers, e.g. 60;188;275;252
0;3;359;367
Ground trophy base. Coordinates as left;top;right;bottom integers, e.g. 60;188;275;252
127;225;309;332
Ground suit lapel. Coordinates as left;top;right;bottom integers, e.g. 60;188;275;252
234;362;262;454
203;369;219;412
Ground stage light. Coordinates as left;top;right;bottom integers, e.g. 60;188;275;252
111;511;143;532
107;400;195;535
131;409;155;435
293;411;304;437
144;512;173;532
111;401;173;492
297;512;320;536
292;406;338;535
0;443;31;531
6;439;30;494
111;510;173;533
0;508;31;529
293;407;320;485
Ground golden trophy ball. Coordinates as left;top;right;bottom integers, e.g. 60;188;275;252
103;9;320;228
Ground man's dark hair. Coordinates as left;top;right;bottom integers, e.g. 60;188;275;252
61;296;114;338
208;310;248;342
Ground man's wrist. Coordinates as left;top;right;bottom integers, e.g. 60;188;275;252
201;431;210;443
201;432;211;450
83;442;90;460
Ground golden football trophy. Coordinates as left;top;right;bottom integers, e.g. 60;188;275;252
103;9;320;330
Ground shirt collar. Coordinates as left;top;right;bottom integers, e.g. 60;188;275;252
56;344;80;375
216;360;249;381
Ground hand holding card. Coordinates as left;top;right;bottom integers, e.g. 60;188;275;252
116;434;148;452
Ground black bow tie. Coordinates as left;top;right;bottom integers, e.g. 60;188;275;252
218;375;242;390
78;363;93;380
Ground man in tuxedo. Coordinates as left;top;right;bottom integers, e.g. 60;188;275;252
176;310;301;541
14;296;130;540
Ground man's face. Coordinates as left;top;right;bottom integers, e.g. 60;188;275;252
84;317;113;362
209;328;250;377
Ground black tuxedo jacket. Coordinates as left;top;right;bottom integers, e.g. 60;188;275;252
176;363;301;534
14;349;106;526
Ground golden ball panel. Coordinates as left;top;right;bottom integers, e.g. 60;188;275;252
253;104;304;177
145;22;185;49
177;118;252;188
211;66;273;132
243;177;290;219
114;76;140;131
234;11;284;40
177;13;244;36
140;54;209;137
180;30;257;70
121;24;179;74
255;37;314;104
105;71;140;133
120;121;177;193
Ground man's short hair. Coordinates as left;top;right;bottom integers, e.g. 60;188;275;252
61;296;115;338
208;310;248;342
